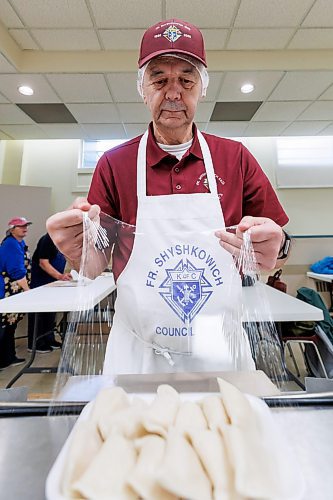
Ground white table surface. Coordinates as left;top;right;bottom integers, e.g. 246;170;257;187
307;271;333;283
0;277;323;322
0;275;116;313
242;282;324;322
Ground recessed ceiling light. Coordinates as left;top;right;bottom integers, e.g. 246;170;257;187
18;85;34;96
240;83;255;94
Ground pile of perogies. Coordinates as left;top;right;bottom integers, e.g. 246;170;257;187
59;378;286;500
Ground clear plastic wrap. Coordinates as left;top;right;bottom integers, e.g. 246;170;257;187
49;211;289;408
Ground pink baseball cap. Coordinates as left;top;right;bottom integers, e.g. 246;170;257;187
138;19;207;68
8;217;32;228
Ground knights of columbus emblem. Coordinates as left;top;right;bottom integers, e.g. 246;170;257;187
159;259;213;324
163;25;183;43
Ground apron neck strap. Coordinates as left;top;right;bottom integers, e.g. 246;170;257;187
137;128;218;196
196;130;218;195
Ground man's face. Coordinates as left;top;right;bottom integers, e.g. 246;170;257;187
11;225;29;240
142;57;201;132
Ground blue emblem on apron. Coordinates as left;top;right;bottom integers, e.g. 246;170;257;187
159;259;213;323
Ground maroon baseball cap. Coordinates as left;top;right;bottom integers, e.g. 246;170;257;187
8;216;32;228
138;19;207;68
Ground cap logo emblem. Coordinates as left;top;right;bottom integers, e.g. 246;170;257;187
163;25;182;43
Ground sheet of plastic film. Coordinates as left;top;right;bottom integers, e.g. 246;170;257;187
235;229;289;389
50;211;136;405
50;212;289;408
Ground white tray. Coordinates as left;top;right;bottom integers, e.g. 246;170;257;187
46;393;305;500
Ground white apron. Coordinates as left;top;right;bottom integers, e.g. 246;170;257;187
103;130;254;375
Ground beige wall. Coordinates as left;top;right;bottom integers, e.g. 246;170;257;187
19;139;82;213
242;137;333;236
0;140;24;185
0;184;51;251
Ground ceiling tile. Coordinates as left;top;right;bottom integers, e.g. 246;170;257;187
244;121;289;136
319;83;333;100
252;101;311;121
206;121;248;137
0;74;60;103
281;121;332;136
8;29;40;49
89;0;162;28
99;29;142;50
211;101;262;121
38;123;85;139
106;73;141;102
67;103;120;123
123;123;149;138
10;0;92;28
288;28;333;49
31;29;100;50
46;74;112;103
195;101;215;122
201;29;229;50
318;122;333;135
0;0;24;27
0;124;46;138
166;0;239;27
205;72;224;101
80;123;127;140
0;129;12;139
227;28;293;50
0;91;9;103
218;71;284;101
269;71;333;100
234;0;314;27
118;103;151;123
302;0;333;27
17;103;77;123
0;53;16;72
0;103;35;124
297;101;333;120
0;0;332;141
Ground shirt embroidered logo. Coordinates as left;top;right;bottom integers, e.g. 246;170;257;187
163;25;183;43
159;259;213;323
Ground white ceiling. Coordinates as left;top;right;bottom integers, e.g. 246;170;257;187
1;0;333;139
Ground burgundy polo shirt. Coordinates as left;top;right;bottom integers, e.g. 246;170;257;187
88;123;288;279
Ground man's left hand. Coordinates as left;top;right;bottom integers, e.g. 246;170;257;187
215;216;285;270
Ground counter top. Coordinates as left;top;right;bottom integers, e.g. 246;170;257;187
0;404;332;500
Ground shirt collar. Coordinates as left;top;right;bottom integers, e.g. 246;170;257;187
146;122;204;168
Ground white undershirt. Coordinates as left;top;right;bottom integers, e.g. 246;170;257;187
157;138;193;161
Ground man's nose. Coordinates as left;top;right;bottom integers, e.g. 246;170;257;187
165;80;182;100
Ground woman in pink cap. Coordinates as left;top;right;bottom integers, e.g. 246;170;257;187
0;217;32;370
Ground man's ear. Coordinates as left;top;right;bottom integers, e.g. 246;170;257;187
143;94;148;105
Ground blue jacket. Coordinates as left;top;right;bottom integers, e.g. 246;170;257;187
0;236;28;299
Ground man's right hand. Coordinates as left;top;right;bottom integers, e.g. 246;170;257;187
46;197;100;269
59;273;73;281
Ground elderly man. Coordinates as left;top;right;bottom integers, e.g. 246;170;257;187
47;19;290;375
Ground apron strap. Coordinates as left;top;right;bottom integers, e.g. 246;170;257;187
137;130;149;197
196;130;218;196
137;129;218;196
